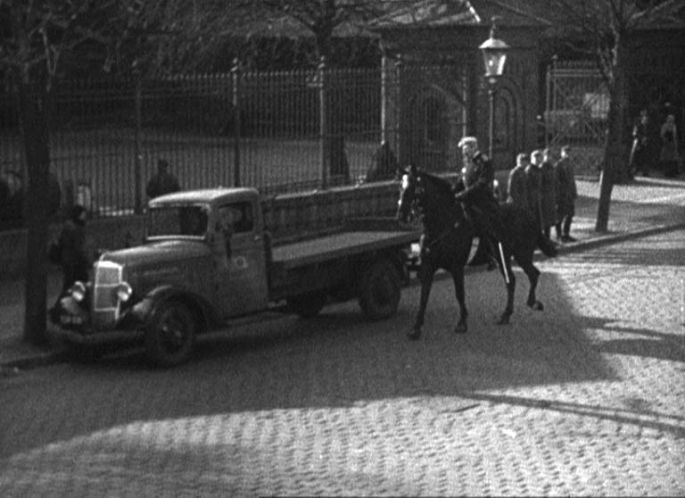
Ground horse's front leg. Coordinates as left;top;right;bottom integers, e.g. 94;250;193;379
451;266;468;333
523;262;543;310
409;263;435;340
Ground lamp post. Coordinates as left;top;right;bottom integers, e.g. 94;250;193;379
479;17;510;159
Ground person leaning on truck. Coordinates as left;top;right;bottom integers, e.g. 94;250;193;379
49;205;92;321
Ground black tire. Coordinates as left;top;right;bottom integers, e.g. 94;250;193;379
358;259;401;320
144;301;196;367
288;291;327;318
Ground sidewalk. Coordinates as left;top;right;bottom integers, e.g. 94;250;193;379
2;172;685;372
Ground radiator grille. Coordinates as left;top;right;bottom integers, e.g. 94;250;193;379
92;261;123;325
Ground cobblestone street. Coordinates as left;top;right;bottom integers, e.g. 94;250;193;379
1;230;684;496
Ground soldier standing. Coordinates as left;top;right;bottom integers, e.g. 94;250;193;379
526;150;544;232
540;148;558;239
555;145;578;242
507;153;530;211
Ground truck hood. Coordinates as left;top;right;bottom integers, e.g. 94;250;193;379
101;240;210;268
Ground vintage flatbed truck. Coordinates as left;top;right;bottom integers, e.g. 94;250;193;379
52;187;420;366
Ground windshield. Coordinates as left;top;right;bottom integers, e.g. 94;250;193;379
147;205;209;238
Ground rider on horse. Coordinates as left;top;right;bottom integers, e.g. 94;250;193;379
453;136;507;274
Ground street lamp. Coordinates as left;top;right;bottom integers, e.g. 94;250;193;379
479;16;509;158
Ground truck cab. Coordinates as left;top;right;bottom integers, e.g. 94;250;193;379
147;188;270;317
54;188;271;366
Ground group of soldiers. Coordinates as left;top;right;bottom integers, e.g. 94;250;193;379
453;137;577;268
506;145;577;243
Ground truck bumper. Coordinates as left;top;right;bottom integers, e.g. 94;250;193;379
52;296;144;346
52;326;144;346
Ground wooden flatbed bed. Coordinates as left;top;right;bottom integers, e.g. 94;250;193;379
271;230;420;270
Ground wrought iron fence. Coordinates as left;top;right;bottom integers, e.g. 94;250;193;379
544;57;685;174
0;61;407;223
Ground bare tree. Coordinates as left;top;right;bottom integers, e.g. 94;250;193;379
0;0;116;345
100;0;254;77
0;0;248;345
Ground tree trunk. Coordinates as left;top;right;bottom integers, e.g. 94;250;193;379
595;38;629;232
18;80;52;345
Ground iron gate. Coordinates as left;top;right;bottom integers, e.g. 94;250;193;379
544;59;608;173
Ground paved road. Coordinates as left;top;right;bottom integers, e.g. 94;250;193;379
1;230;684;496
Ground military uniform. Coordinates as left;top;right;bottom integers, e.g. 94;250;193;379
506;163;529;212
454;151;501;239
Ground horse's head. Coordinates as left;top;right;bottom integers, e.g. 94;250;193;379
396;164;422;223
397;165;464;230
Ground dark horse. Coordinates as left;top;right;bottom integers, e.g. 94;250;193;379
396;165;557;339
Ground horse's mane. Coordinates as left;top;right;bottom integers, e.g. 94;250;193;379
418;171;455;200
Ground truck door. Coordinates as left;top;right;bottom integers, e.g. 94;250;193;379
214;201;269;317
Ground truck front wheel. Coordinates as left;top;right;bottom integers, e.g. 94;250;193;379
145;301;196;367
359;259;401;320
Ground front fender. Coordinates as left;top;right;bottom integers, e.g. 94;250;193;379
131;285;220;332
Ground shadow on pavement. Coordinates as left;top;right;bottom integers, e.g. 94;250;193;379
0;268;615;457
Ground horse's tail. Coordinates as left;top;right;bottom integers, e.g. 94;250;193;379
537;231;558;257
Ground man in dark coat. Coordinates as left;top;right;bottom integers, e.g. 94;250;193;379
540;148;558;239
50;205;91;321
454;136;505;269
365;140;399;182
554;145;578;242
507;153;530;212
146;159;180;200
454;137;501;235
629;110;650;177
525;150;544;231
58;205;90;292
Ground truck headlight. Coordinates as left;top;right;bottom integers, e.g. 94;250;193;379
116;282;133;302
69;281;87;302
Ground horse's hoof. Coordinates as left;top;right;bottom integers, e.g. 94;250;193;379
454;323;467;334
528;300;544;311
408;329;422;340
496;315;511;325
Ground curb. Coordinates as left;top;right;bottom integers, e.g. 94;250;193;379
555;221;685;255
2;221;684;372
1;348;66;372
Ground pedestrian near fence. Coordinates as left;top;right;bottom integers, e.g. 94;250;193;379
554;145;578;242
49;205;91;321
146;159;180;200
659;114;680;178
629;109;651;177
365;140;399;182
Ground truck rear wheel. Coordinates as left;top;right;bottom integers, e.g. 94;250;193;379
145;301;196;367
359;259;401;320
288;291;327;318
